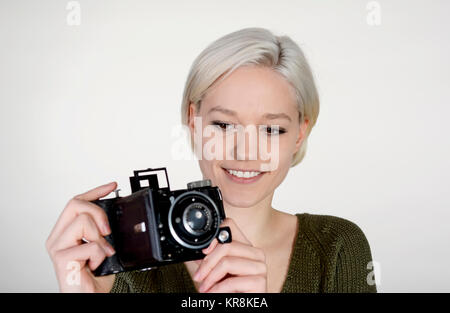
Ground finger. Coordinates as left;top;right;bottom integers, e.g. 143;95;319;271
47;182;116;247
202;238;218;254
74;181;117;201
206;275;267;293
194;241;265;282
50;213;115;256
219;218;252;245
198;256;267;293
194;259;202;266
54;241;111;273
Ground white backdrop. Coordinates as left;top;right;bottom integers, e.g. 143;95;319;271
0;0;449;292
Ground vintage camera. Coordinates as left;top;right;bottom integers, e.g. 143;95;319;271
91;167;231;276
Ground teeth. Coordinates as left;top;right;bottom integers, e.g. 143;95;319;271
226;169;261;178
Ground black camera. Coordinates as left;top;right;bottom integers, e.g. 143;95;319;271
91;167;231;276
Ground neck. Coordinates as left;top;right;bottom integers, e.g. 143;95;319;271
222;192;276;248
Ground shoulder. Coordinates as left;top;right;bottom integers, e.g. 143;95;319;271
295;213;374;267
296;213;370;248
295;213;377;292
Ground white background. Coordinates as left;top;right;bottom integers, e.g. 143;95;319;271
0;0;449;292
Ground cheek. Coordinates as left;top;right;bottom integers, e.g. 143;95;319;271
198;125;229;160
280;135;298;158
198;158;222;186
266;134;297;168
265;137;295;186
198;159;213;175
273;146;294;176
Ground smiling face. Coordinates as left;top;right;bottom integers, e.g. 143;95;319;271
188;66;309;208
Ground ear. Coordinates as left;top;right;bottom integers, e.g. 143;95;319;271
294;118;309;153
188;102;197;133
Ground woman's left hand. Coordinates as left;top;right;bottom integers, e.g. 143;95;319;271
193;218;268;293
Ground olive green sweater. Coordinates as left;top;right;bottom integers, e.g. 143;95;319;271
110;213;377;293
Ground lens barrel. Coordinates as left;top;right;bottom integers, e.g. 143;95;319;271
168;191;221;249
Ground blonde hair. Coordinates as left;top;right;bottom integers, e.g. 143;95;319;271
181;27;320;167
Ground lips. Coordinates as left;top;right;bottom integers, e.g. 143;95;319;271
221;167;266;184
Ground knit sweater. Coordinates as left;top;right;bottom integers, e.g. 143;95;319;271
110;213;377;293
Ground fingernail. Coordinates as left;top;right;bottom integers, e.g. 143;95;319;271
105;244;115;256
102;223;111;235
203;242;213;254
198;284;205;292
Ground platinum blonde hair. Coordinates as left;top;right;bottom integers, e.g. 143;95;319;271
181;27;320;167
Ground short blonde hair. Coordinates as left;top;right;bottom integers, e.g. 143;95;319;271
181;27;320;166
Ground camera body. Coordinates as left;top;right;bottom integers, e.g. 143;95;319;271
91;167;231;276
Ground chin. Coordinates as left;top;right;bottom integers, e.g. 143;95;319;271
223;195;261;208
219;184;263;207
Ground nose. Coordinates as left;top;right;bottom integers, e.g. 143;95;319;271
231;124;259;161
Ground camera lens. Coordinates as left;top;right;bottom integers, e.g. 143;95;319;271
183;202;212;236
168;191;220;249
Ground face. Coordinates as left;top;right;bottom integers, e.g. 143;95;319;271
188;66;309;208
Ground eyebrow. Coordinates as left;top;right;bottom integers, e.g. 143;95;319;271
207;106;237;116
207;106;292;122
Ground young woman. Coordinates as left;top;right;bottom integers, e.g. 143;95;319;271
46;27;377;293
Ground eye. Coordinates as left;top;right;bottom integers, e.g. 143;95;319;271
212;121;236;132
262;126;286;135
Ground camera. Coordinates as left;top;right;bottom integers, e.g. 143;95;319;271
91;167;231;276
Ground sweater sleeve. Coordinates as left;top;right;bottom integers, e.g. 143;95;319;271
108;265;188;293
110;272;131;293
330;218;377;293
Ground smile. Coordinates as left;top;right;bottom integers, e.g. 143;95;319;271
222;167;266;184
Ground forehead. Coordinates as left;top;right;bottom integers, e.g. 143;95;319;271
200;66;298;118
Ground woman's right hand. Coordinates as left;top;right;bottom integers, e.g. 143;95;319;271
46;182;118;292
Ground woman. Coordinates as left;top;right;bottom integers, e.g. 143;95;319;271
46;27;377;293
